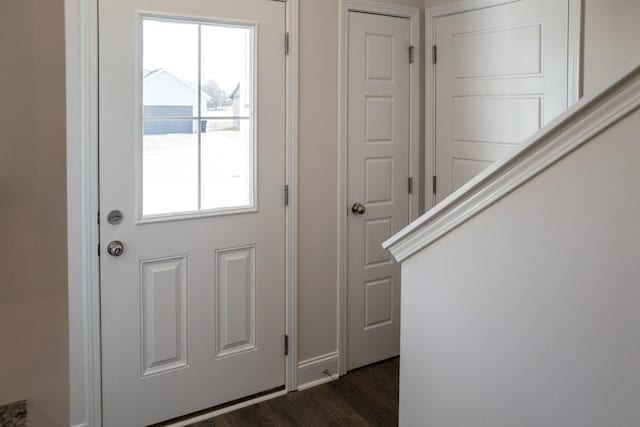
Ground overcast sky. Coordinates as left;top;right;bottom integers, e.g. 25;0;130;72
143;18;251;94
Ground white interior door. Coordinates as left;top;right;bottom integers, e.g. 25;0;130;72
347;11;411;371
434;0;570;202
99;1;286;425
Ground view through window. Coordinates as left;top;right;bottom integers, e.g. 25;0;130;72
142;17;255;217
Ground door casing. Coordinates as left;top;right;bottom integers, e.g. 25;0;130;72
424;0;583;209
337;0;421;376
64;0;300;425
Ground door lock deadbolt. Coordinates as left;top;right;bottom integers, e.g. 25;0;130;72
107;210;123;225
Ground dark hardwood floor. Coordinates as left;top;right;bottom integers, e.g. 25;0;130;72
191;357;399;427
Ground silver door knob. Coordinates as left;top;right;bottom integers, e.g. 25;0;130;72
351;202;366;215
107;240;124;257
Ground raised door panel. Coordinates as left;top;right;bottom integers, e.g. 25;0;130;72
365;158;394;204
366;97;394;142
215;246;256;358
140;256;188;377
366;34;394;80
365;218;394;267
364;277;393;330
453;96;542;144
452;24;542;79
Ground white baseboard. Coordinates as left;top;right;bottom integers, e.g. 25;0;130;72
296;351;339;390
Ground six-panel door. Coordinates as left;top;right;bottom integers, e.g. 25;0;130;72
347;11;411;371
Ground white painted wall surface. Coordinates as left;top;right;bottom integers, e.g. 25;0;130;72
399;107;640;426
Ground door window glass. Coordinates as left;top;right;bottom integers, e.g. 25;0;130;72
142;18;255;217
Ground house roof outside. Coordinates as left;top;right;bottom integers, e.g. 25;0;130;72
143;68;212;103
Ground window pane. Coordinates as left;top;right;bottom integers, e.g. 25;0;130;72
201;25;253;118
200;120;253;210
143;19;200;118
141;18;256;218
143;121;199;216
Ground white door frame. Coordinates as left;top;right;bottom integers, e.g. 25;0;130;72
424;0;583;209
337;0;421;376
64;0;299;425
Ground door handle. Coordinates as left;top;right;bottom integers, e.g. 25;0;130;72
351;202;366;215
107;240;124;257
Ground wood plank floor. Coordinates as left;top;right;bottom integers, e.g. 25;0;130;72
190;357;399;427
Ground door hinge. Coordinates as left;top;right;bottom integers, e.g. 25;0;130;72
285;32;290;55
409;45;415;64
284;184;289;206
432;45;437;64
432;176;437;194
97;210;100;225
408;177;413;194
97;243;101;257
284;334;289;356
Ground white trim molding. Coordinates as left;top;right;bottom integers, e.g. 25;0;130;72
567;0;584;104
385;57;640;263
424;0;583;209
285;0;300;393
337;0;421;377
296;352;340;391
66;1;300;425
65;0;101;425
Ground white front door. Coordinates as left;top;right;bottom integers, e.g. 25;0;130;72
434;0;571;202
347;11;411;371
99;1;286;425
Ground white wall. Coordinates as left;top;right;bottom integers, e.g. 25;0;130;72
400;106;640;426
396;2;640;424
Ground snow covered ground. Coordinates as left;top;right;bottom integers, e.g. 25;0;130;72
142;125;252;216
